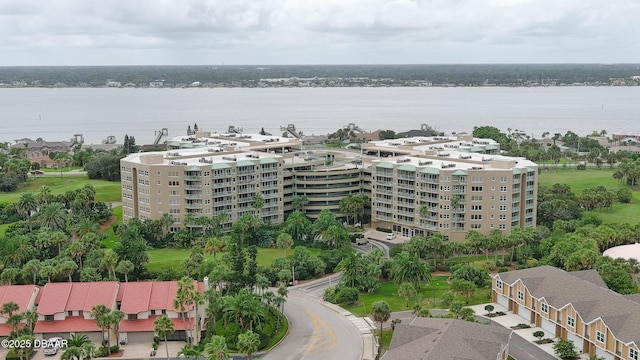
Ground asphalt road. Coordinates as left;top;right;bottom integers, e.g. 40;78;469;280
262;282;362;360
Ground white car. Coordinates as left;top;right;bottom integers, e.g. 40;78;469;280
385;233;396;240
43;337;64;356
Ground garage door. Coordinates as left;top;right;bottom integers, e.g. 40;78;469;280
541;318;556;336
77;332;102;343
125;332;153;344
595;347;613;360
44;332;70;340
497;294;509;308
518;305;531;324
567;332;583;353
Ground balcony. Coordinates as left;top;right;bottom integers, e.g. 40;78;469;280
185;203;202;209
184;185;202;190
184;175;201;181
185;194;202;200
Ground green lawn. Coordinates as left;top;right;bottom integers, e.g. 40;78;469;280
102;206;123;248
0;174;122;203
342;276;491;316
538;168;640;223
146;247;322;274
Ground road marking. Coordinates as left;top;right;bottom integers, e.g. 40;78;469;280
303;309;337;355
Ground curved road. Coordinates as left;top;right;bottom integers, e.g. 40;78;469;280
263;280;362;360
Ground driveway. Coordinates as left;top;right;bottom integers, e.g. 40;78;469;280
121;340;185;359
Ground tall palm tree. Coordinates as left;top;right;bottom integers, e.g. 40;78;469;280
57;260;78;282
37;185;53;205
91;305;110;346
22;259;40;285
115;260;134;282
237;330;261;360
275;233;294;257
154;315;175;360
35;202;67;231
16;192;39;232
65;241;87;270
371;300;391;337
100;249;119;278
23;309;39;332
204;335;229;360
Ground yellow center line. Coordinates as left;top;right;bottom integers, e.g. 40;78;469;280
303;309;338;355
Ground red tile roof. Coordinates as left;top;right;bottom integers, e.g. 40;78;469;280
0;323;26;337
34;316;102;333
37;282;118;315
119;316;189;332
119;281;202;315
0;285;38;317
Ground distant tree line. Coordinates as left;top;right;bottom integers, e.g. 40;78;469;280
2;64;640;87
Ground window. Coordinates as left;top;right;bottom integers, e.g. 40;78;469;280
499;215;506;220
45;315;54;322
496;280;503;289
471;205;482;211
500;186;507;192
517;290;524;301
499;205;507;211
471;186;483;192
128;314;138;321
440;186;450;191
500;195;507;201
470;224;481;229
541;303;548;314
630;348;639;360
596;331;605;343
500;176;508;183
499;224;506;230
470;214;482;220
567;315;575;328
169;180;180;186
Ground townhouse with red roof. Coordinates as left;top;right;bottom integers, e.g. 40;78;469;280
0;285;39;338
117;280;205;344
34;282;119;343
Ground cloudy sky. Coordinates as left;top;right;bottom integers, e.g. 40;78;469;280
1;0;639;66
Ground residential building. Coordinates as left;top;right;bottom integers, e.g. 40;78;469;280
382;317;511;360
493;266;640;360
117;280;205;343
0;285;39;338
34;282;119;342
121;132;537;240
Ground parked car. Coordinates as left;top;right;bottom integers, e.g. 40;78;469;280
385;233;396;240
43;337;64;356
30;170;44;175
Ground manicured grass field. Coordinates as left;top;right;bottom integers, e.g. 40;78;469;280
342;276;491;316
0;174;122;203
538;168;640;223
146;246;322;274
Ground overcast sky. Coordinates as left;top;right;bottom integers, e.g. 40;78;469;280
1;0;639;66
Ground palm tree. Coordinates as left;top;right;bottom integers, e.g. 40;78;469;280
204;335;229;360
275;233;294;257
57;260;78;282
81;342;97;360
35;202;67;230
237;330;261;360
91;305;110;346
283;211;311;242
320;224;349;249
1;301;20;317
291;195;309;212
390;252;431;289
38;185;53;205
154;315;175;360
398;282;417;307
7;313;24;333
71;218;99;239
49;230;70;255
110;310;125;345
16;192;39;232
65;241;87;269
115;260;134;282
23;309;39;332
22;259;40;285
371;300;391;337
204;236;228;259
277;284;288;312
100;249;119;278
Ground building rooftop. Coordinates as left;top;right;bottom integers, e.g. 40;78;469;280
37;282;119;315
383;318;511;360
495;266;640;346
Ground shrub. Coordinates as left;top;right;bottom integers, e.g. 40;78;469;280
533;330;545;340
484;304;495;314
97;347;110;357
498;267;510;273
110;345;120;354
376;227;392;233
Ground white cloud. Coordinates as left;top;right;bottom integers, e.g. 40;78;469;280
0;0;638;65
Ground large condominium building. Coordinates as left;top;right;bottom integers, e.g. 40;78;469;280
363;136;537;241
121;132;537;240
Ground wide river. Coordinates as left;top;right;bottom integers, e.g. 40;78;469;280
1;87;639;145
